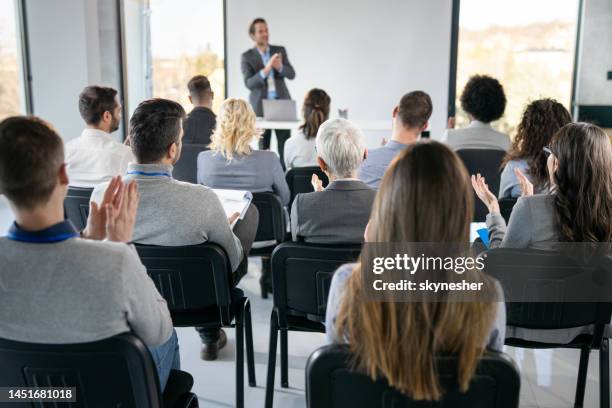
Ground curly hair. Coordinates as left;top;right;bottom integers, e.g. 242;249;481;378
460;75;506;123
300;88;331;139
208;98;262;160
550;123;612;242
502;99;572;191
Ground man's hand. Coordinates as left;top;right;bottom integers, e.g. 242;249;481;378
471;174;500;214
271;53;283;70
83;176;122;240
106;180;139;243
311;174;324;192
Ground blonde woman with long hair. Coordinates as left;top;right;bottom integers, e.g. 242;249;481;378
325;141;506;401
197;98;290;205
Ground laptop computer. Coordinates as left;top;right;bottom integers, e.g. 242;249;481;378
262;99;298;121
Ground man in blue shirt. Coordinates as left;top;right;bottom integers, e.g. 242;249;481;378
241;18;296;165
358;91;433;189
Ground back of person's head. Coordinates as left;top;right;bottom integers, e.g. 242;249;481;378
78;85;119;126
209;98;261;160
300;88;331;139
336;141;498;400
504;98;572;190
0;116;64;209
129;98;186;164
549;122;612;242
460;75;506;123
396;91;433;130
187;75;212;104
315;118;365;178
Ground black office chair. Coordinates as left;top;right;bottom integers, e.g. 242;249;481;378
135;243;256;408
64;186;94;231
306;344;521;408
265;242;362;408
484;248;612;408
456;149;506;222
285;166;329;208
498;197;518;223
249;192;287;298
0;332;198;407
173;144;208;184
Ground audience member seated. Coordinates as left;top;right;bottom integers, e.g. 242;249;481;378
326;141;505;400
0;116;179;389
283;88;330;169
498;99;572;198
91;99;259;362
197;98;290;205
183;75;216;145
291;118;374;243
358;91;432;189
443;75;510;151
65;85;134;187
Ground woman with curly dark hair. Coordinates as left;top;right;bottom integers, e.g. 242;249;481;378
472;122;612;248
443;74;511;151
498;99;572;198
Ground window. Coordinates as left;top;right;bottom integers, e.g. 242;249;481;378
455;0;580;136
0;0;26;120
149;0;225;113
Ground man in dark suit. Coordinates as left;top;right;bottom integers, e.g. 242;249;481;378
183;75;216;145
241;18;295;164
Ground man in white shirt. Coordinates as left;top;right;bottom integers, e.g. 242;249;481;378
65;86;134;187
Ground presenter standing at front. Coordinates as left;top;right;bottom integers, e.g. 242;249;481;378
241;18;295;164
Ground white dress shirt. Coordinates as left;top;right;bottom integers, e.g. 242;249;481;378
442;120;511;151
283;129;318;169
65;128;135;187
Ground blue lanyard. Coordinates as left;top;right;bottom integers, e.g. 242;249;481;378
126;171;171;177
7;231;79;243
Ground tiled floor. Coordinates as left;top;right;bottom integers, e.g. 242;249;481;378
177;257;606;408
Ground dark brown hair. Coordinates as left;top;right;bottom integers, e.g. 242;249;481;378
502;99;572;190
550;122;612;242
248;18;266;35
78;85;118;125
397;91;433;129
460;75;506;123
0;116;64;209
187;75;212;102
300;88;331;139
129;98;186;163
336;141;498;400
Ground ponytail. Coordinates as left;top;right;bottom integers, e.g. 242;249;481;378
300;89;331;140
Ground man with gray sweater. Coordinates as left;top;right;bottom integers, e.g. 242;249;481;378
92;98;259;361
0;116;178;389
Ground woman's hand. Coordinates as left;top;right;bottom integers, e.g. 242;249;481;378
471;174;500;214
514;168;534;197
311;174;324;192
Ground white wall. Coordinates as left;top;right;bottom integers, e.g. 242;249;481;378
575;0;612;106
226;0;453;142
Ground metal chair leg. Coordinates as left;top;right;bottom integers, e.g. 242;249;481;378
265;310;279;408
235;300;245;408
244;299;256;387
600;338;610;408
280;328;288;388
575;346;590;408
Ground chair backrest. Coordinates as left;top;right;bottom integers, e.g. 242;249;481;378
285;166;329;208
484;248;612;334
173;143;208;184
0;333;162;407
306;344;521;408
498;197;518;223
271;242;362;323
456;149;506;221
252;192;286;242
64;187;93;231
135;243;233;326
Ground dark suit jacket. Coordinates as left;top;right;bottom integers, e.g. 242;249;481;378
183;106;216;145
290;179;376;244
241;45;295;116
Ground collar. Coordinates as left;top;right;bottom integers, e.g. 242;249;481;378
256;46;270;57
385;140;409;151
81;128;114;141
326;179;371;191
7;220;79;243
468;120;492;129
126;163;173;178
191;106;215;115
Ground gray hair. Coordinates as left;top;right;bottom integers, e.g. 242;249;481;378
315;118;365;178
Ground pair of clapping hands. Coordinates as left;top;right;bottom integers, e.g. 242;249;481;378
471;168;533;214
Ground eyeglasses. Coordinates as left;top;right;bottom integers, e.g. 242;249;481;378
543;146;554;158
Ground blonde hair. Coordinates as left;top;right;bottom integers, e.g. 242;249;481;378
208;98;262;159
336;142;498;400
